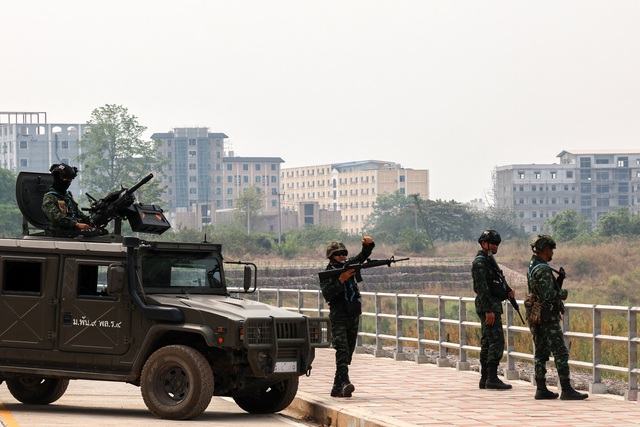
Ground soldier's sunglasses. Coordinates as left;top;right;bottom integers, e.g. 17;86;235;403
334;251;348;257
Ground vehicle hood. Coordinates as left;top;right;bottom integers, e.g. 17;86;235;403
146;294;305;321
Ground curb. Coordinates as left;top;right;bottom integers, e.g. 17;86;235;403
290;391;415;427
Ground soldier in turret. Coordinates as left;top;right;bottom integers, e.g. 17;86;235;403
41;163;95;236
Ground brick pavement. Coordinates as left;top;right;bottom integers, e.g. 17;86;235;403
288;348;638;427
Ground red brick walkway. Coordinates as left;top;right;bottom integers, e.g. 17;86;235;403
291;348;638;427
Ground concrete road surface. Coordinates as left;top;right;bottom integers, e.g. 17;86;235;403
0;380;312;427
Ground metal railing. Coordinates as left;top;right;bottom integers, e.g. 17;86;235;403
239;287;639;401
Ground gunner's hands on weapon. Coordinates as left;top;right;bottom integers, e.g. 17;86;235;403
75;222;93;231
362;236;374;246
485;312;495;325
508;289;515;299
339;269;356;284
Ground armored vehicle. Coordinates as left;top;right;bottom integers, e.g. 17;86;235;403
0;172;330;420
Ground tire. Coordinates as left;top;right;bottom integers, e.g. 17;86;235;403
140;345;214;420
233;376;299;414
6;377;69;405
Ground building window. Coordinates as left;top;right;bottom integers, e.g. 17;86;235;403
596;171;609;181
243;164;249;171
534;171;541;179
227;188;233;195
399;175;405;182
189;150;196;157
255;164;261;171
61;141;69;149
189;163;196;170
550;171;557;179
618;157;629;167
532;226;537;232
271;164;277;171
255;177;261;183
19;158;28;167
243;176;249;183
518;171;525;179
532;211;537;218
227;176;233;183
189;176;197;182
189;139;196;146
227;200;233;207
189;188;197;194
566;171;573;179
226;164;232;171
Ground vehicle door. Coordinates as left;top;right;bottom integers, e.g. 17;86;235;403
0;254;58;351
58;257;132;355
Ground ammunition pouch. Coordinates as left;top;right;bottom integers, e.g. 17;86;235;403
524;293;554;329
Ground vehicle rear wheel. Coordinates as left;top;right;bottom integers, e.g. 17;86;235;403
141;345;214;420
233;376;299;414
6;377;69;404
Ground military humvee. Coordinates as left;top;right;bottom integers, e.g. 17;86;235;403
0;172;330;420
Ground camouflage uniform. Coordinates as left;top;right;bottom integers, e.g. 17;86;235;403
527;255;570;380
42;188;92;235
472;251;506;368
320;240;374;397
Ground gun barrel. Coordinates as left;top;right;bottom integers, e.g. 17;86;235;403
127;173;153;195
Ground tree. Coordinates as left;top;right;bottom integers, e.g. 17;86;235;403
544;209;590;241
77;104;165;205
482;206;527;241
234;186;264;234
596;208;633;237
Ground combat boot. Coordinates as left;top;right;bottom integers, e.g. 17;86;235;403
485;364;512;390
560;378;588;400
534;377;559;400
330;373;342;397
340;373;355;398
479;364;487;389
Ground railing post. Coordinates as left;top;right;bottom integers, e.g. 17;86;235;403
374;293;385;357
590;307;606;394
395;294;406;361
506;301;518;380
436;297;448;367
456;297;470;371
626;307;638;401
298;289;304;314
416;295;427;364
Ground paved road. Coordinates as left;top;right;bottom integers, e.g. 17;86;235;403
0;380;311;427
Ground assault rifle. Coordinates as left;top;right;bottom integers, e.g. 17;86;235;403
494;267;525;325
318;256;410;283
85;173;171;235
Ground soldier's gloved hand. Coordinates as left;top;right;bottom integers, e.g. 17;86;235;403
560;289;568;300
339;269;356;284
557;267;566;287
362;236;375;248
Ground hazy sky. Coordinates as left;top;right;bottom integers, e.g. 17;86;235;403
4;1;640;202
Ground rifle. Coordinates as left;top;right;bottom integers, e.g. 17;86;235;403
85;173;170;235
318;256;410;282
489;257;525;325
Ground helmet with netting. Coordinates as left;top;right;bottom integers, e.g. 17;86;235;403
530;234;556;253
325;241;348;258
49;163;78;180
477;229;501;245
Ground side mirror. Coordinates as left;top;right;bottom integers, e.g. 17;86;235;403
243;265;252;292
107;264;125;294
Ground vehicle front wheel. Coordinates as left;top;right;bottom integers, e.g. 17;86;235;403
6;377;69;404
140;345;214;420
233;376;299;414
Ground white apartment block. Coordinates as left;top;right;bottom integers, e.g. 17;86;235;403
281;160;429;234
1;111;88;197
494;150;640;233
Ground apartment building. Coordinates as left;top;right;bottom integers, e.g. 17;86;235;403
281;160;429;234
151;127;283;229
0;111;88;196
494;150;640;233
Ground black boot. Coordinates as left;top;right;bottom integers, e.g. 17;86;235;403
560;378;588;400
534;377;559;400
485;364;512;390
479;364;487;389
330;373;342;397
340;373;355;398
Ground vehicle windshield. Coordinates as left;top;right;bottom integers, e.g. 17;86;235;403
140;250;224;294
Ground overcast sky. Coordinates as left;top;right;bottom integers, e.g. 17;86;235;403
3;1;640;202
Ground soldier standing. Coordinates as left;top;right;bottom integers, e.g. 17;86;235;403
320;236;375;398
472;230;513;390
527;235;588;400
41;163;95;236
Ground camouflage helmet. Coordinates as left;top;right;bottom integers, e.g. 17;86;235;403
325;241;348;258
49;163;78;180
478;229;501;245
530;234;556;253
